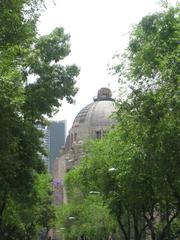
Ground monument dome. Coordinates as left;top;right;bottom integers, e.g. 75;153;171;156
53;88;116;202
65;87;116;150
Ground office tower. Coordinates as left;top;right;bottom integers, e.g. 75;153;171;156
48;120;66;173
37;125;50;171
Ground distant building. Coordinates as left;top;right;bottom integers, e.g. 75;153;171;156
53;87;116;203
48;120;66;173
37;124;50;171
37;121;66;173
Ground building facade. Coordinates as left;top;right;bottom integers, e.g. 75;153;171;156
37;124;50;171
53;87;116;203
38;121;66;173
48;120;66;173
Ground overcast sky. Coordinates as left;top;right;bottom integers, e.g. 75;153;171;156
38;0;177;133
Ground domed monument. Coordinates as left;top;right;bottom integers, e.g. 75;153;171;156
53;88;116;203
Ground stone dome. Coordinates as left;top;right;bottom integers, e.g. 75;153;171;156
53;88;116;195
67;88;115;147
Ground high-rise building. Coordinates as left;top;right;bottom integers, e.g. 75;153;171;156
37;125;50;171
37;121;66;173
48;120;66;173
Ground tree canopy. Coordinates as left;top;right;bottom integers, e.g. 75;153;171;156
0;0;79;237
63;4;180;240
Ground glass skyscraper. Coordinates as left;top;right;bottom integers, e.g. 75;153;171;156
38;120;66;173
48;120;66;173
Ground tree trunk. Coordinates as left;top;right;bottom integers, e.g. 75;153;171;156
143;213;156;240
117;218;129;240
0;192;7;232
133;213;139;240
159;211;179;240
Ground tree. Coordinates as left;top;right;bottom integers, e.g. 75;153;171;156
1;173;55;240
61;4;180;240
0;0;79;236
65;135;150;240
113;4;180;239
56;180;119;240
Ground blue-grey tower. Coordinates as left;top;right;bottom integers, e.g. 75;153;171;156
48;120;66;173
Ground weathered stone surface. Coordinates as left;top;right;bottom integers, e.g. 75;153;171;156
53;88;116;203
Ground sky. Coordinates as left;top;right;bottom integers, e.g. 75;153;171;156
38;0;177;133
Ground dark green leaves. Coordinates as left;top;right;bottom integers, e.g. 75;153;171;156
0;0;79;238
36;27;71;63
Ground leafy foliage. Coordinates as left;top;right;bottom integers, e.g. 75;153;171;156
0;0;79;237
62;4;180;240
1;173;55;240
56;194;119;240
